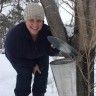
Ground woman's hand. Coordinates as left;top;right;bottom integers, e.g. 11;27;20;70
33;64;41;75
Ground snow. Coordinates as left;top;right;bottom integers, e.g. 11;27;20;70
0;54;58;96
1;54;96;96
0;1;96;96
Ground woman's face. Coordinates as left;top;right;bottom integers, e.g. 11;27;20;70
25;18;43;36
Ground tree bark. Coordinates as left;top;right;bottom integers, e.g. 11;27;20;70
40;0;67;41
40;0;96;96
74;0;96;96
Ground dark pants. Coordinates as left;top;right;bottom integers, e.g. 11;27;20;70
8;55;49;96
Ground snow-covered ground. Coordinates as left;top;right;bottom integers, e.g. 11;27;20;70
1;53;96;96
0;54;58;96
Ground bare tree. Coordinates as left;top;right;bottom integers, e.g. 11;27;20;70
40;0;96;96
0;0;23;51
40;0;67;41
74;0;96;96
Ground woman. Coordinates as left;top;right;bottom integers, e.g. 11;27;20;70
5;3;59;96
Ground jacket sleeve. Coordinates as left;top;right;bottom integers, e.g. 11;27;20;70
47;44;60;56
5;29;36;66
46;26;60;56
5;28;22;58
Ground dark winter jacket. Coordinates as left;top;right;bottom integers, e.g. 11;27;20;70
5;22;59;65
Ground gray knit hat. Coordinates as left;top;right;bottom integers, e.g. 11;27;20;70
24;3;44;21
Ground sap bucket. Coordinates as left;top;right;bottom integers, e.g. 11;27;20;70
50;59;77;96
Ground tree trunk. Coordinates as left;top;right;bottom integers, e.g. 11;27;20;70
40;0;67;41
40;0;96;96
74;0;96;96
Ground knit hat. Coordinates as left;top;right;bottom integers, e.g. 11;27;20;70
24;3;44;21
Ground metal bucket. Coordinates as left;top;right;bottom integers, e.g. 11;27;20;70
50;59;77;96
